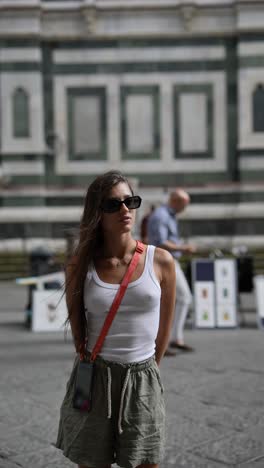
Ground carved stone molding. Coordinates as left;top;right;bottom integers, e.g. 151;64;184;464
0;0;263;38
179;4;197;31
82;1;97;35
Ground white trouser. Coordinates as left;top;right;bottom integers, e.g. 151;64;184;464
171;259;192;343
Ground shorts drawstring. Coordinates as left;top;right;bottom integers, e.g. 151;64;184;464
107;367;112;419
118;368;131;435
106;366;131;435
98;357;154;436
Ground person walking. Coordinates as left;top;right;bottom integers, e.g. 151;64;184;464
56;170;176;468
140;204;155;243
148;189;196;355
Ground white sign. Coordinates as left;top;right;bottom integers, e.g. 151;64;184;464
254;275;264;329
215;259;237;328
215;281;236;305
216;304;237;328
194;282;215;328
214;259;236;284
32;290;67;332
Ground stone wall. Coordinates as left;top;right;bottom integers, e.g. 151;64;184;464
0;0;264;250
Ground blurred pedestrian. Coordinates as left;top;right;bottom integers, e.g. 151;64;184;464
140;204;156;243
148;189;196;355
56;170;176;468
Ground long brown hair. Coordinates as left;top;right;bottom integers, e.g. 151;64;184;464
66;170;134;346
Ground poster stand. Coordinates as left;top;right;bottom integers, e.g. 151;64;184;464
16;272;67;332
192;258;238;329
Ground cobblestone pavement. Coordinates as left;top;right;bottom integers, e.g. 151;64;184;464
0;282;264;468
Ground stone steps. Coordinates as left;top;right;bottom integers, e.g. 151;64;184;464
0;252;65;280
0;250;263;280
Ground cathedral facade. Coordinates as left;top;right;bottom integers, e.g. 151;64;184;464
0;0;264;251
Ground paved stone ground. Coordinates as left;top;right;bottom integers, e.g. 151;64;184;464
0;282;264;468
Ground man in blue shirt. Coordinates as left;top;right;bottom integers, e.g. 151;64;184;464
148;189;196;354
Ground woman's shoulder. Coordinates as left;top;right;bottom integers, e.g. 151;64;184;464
150;245;174;266
147;246;174;283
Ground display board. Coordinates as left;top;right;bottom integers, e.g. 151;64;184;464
193;260;216;328
32;290;67;332
214;259;238;327
254;275;264;329
192;258;238;329
16;271;66;332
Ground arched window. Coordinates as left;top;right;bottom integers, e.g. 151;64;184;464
253;84;264;133
13;87;30;138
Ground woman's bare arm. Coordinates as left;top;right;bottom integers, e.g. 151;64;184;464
65;260;85;352
154;248;176;365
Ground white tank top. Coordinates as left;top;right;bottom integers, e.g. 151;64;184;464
84;245;161;363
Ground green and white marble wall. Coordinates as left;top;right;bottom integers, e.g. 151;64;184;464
67;86;107;161
0;0;263;250
52;41;228;184
0;45;46;180
238;38;264;181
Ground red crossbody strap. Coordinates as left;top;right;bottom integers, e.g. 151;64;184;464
89;240;144;362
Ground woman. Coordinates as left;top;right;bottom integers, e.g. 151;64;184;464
56;170;176;468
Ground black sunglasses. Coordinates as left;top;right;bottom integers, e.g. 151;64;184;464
101;195;142;213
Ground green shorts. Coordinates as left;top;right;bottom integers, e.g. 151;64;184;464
55;355;165;468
